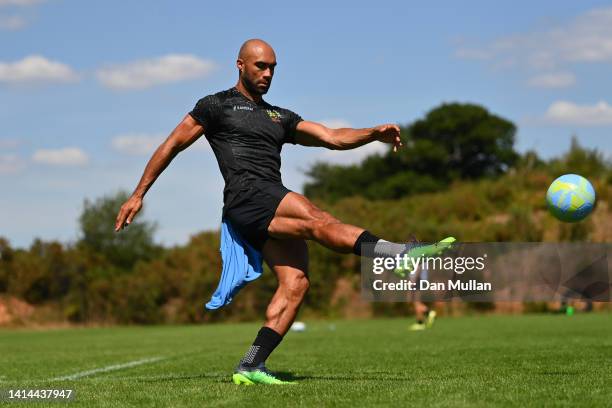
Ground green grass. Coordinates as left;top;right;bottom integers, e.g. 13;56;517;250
1;314;611;407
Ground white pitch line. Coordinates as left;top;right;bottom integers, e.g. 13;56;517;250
50;357;165;381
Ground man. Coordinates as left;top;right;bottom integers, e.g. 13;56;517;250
404;236;437;331
409;270;437;331
115;39;454;385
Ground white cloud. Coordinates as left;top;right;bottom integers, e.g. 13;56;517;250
454;48;491;61
318;118;352;129
0;0;44;31
111;132;208;155
0;55;78;84
544;100;612;126
0;15;26;30
456;7;612;69
0;138;21;149
32;147;89;166
96;54;216;90
527;72;575;88
308;119;390;164
0;0;43;6
0;154;25;174
112;133;165;155
320;142;388;165
561;8;612;62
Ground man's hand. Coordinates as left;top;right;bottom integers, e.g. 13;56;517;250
115;195;143;231
372;124;402;152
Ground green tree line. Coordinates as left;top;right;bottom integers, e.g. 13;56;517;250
1;103;610;324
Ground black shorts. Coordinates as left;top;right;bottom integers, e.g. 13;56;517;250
223;183;292;251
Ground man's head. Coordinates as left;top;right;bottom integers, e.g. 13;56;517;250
237;39;276;96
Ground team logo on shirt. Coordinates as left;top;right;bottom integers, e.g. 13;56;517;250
266;109;282;123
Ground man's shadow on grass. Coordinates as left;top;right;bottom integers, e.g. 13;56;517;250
141;371;406;383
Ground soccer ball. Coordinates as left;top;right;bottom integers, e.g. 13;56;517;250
290;321;306;332
546;174;596;222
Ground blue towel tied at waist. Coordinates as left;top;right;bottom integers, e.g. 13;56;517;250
205;219;263;310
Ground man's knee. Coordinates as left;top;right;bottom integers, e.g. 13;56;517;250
304;205;340;238
284;273;310;303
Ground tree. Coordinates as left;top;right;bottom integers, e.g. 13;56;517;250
405;103;518;179
0;237;12;293
548;135;608;178
304;102;518;201
78;191;161;270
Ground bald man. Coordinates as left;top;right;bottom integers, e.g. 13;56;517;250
115;39;454;385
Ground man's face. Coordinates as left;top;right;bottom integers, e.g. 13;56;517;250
237;47;276;95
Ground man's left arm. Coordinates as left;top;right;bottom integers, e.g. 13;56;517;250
293;120;403;152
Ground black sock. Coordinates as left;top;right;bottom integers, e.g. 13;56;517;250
239;327;283;368
353;230;380;256
353;230;411;258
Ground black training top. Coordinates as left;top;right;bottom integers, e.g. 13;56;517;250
189;87;303;209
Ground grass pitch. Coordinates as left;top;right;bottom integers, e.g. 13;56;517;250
1;313;610;407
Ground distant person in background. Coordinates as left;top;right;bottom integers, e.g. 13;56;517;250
411;301;437;331
407;236;437;331
115;39;454;385
559;289;593;315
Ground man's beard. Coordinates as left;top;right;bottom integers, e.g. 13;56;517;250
242;77;269;95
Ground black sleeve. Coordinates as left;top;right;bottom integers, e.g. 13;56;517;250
281;109;303;145
189;94;221;132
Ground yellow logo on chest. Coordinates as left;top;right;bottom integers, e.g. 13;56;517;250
265;109;282;123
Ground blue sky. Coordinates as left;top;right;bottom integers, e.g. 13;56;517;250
1;0;612;248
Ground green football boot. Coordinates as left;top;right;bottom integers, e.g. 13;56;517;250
425;310;437;328
232;365;295;385
409;322;427;331
394;237;457;278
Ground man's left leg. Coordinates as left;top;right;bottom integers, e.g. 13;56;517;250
268;192;455;266
233;238;309;385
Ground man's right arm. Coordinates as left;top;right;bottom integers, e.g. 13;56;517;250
114;114;205;232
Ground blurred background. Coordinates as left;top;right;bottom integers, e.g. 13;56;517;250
1;0;611;325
